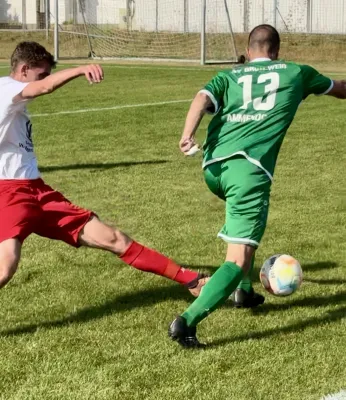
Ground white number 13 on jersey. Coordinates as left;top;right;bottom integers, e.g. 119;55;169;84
238;72;280;111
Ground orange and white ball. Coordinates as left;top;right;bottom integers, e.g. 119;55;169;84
260;254;303;296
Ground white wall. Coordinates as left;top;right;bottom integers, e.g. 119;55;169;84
312;0;346;33
82;0;346;34
1;0;67;25
1;0;346;34
1;0;36;24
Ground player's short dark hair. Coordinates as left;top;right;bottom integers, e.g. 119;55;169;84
10;41;56;71
248;24;280;55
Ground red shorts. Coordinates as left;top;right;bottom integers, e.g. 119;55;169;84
0;179;93;247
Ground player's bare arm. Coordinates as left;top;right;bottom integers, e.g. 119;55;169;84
327;80;346;99
13;64;104;103
179;92;213;154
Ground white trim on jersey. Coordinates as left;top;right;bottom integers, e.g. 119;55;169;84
202;151;274;181
249;57;272;63
315;79;334;96
198;89;219;115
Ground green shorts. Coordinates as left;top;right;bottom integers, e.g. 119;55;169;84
204;156;272;248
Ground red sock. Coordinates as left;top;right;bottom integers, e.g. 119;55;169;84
120;241;198;285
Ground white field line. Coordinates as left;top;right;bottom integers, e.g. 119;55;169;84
0;64;211;71
0;64;216;72
59;65;346;75
58;64;346;75
1;63;343;74
31;99;192;117
321;390;346;400
81;64;218;71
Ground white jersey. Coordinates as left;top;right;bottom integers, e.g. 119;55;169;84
0;77;40;179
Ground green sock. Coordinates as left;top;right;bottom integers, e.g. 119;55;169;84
181;261;244;327
236;256;255;293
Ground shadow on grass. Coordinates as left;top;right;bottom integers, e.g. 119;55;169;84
248;290;346;314
181;261;340;285
0;284;190;337
304;278;346;285
1;285;346;338
208;306;346;348
0;261;341;337
302;261;339;272
39;160;169;173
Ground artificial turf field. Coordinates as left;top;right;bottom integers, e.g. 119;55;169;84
0;62;345;400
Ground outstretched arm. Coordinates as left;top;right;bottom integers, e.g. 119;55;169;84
326;80;346;99
179;92;213;154
13;64;104;103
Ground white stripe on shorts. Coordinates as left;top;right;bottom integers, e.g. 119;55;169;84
217;232;259;247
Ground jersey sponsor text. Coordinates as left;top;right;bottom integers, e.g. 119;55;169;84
227;113;267;123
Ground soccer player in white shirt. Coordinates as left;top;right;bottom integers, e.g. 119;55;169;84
0;41;208;296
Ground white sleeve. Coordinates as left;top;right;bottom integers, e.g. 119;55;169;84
1;79;30;113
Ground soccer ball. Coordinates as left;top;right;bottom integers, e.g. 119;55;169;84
260;254;303;296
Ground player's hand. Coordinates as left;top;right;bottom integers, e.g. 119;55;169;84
179;137;195;154
179;137;200;156
79;64;104;84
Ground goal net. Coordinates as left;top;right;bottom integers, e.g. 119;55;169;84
2;1;345;63
55;0;240;63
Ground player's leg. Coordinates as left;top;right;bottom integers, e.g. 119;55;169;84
230;255;265;308
203;160;264;307
78;217;207;295
181;243;255;326
0;239;22;289
35;182;208;296
227;162;270;308
168;157;271;347
169;243;255;347
235;255;255;293
0;180;42;289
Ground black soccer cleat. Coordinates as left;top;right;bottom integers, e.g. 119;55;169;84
230;288;265;308
168;316;205;348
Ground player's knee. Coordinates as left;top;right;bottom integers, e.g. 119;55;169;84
0;239;21;288
79;217;131;254
97;226;117;248
0;258;19;287
226;244;255;273
229;255;251;270
99;226;131;255
112;230;132;255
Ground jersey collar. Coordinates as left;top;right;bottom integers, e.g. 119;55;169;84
249;57;272;63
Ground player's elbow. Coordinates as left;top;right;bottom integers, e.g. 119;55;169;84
39;81;54;95
22;81;53;99
329;80;346;99
333;91;346;99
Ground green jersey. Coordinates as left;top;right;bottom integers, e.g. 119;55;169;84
201;59;333;179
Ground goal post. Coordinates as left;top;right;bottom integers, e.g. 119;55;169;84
202;0;240;64
53;0;240;64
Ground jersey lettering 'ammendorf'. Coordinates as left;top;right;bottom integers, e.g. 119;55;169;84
201;59;333;179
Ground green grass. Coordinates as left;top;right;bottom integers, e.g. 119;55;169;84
0;63;346;400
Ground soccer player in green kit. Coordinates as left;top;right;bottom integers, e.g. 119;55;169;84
168;24;346;348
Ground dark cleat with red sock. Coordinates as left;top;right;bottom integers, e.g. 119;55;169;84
230;288;265;308
168;316;206;348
